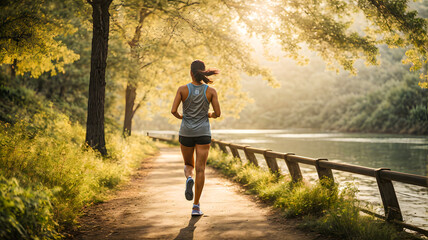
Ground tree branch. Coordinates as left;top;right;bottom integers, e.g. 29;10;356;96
132;92;149;117
140;61;153;69
128;8;153;47
111;14;128;41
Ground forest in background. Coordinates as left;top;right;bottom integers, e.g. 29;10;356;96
214;45;428;134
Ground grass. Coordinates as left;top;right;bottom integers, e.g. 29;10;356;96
0;104;158;239
207;148;419;240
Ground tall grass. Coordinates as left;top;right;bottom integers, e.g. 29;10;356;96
207;149;416;240
0;106;158;239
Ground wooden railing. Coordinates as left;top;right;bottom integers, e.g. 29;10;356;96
148;133;428;235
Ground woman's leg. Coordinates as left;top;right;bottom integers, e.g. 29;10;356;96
193;144;210;205
180;144;195;178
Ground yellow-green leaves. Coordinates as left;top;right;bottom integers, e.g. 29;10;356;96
0;0;79;78
418;73;428;88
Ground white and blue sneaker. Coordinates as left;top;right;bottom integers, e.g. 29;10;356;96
191;203;203;216
185;177;194;201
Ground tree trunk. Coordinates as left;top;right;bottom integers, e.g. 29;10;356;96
36;78;44;93
10;59;16;78
123;83;137;137
85;0;112;156
122;40;140;137
59;84;65;99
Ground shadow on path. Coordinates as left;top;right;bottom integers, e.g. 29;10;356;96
174;216;202;240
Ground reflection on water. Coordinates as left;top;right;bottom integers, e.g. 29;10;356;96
149;129;428;230
269;133;344;138
325;137;428;144
235;139;272;144
211;129;287;134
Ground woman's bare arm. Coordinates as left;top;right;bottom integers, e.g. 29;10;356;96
171;87;183;119
208;88;221;118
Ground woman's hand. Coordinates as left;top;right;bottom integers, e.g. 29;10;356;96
208;112;217;118
171;111;183;119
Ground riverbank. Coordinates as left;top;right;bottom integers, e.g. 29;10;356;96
206;148;421;240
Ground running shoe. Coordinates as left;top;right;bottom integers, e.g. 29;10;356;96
185;176;194;201
191;203;203;216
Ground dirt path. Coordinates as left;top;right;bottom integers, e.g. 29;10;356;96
73;147;328;240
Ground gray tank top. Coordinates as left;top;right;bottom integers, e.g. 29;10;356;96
179;83;211;137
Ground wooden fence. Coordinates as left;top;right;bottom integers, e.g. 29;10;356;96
148;133;428;235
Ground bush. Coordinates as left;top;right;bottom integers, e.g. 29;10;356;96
309;200;400;240
0;177;61;240
409;104;428;123
0;106;158;235
279;179;340;217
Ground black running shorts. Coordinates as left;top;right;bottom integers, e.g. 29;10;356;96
179;135;211;147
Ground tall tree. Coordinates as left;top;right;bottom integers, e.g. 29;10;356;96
85;0;113;155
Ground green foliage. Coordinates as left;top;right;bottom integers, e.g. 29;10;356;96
0;86;158;236
0;177;61;240
0;114;157;229
409;104;428;123
0;0;80;77
207;148;415;240
0;84;44;124
277;179;341;218
0;0;92;124
310;204;401;240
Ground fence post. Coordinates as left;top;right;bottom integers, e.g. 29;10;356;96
263;150;280;173
218;142;229;154
244;147;259;167
228;144;241;160
284;153;302;182
375;168;403;222
210;139;216;149
315;158;334;184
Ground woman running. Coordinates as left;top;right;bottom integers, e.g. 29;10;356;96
171;60;221;216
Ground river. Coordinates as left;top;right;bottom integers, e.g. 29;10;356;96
148;129;428;230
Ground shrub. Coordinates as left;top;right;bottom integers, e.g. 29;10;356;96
409;104;428;123
0;177;61;240
0;107;158;235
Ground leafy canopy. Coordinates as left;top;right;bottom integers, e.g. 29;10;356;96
225;0;428;87
0;0;79;78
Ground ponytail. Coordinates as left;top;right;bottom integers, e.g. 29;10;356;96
194;69;219;84
191;60;219;84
